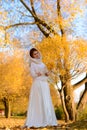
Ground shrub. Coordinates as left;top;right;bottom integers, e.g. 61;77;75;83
55;106;64;120
77;105;87;120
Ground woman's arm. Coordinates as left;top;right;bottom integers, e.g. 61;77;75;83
30;63;42;78
30;63;37;78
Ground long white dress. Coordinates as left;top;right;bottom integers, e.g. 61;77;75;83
24;57;57;128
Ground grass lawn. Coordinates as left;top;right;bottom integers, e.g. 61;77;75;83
0;117;87;130
67;119;87;130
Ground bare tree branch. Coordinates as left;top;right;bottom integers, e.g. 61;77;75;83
77;82;87;110
17;9;33;18
36;24;50;37
57;0;65;35
0;22;36;30
30;0;36;15
20;0;57;37
73;75;87;90
20;0;34;16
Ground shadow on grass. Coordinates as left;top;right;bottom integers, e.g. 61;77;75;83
67;119;87;130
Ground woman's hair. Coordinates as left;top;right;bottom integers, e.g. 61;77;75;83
29;48;38;58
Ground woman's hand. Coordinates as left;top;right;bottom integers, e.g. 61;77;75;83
37;72;42;76
45;72;49;76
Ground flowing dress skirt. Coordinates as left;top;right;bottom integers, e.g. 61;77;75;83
24;77;57;128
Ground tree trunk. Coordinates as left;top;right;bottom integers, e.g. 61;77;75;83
63;81;76;121
77;82;87;110
59;89;69;122
3;98;11;118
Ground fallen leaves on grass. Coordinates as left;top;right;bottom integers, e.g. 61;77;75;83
0;118;69;130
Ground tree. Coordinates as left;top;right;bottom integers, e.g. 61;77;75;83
0;50;31;118
36;35;87;121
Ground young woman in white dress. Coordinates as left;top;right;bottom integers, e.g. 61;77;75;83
23;48;57;129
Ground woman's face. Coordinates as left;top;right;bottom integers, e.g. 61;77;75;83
32;51;40;59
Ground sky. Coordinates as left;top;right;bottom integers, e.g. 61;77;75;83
0;0;87;47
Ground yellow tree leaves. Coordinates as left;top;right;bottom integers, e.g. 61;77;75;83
36;35;87;83
0;50;31;100
0;49;33;117
37;35;61;69
0;55;21;99
73;39;87;60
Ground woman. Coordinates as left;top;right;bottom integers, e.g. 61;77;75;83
23;48;57;129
